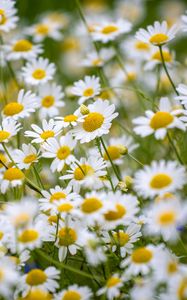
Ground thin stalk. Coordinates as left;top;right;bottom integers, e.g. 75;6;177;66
33;165;44;189
167;132;184;165
128;153;144;167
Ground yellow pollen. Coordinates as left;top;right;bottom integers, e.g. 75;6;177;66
135;41;150;50
104;145;121;161
26;269;47;286
62;290;81;300
57;203;73;212
36;24;49;35
13;39;33;52
57;146;71;160
0;131;10;142
64;115;78;122
150;173;172;189
113;232;130;246
58;227;77;246
32;69;46;80
152;50;172;62
150;111;174;129
167;261;178;274
0;153;7;168
3;102;24;116
106;277;121;287
104;204;126;221
40;130;54;140
74;164;94;181
14;213;30;227
81;197;103;213
0;9;6;25
22;289;52;300
3;167;24;181
158;211;176;225
132;247;153;263
102;25;118;34
178;279;187;300
23;154;37;164
83;87;94;97
149;33;169;45
0;232;4;240
83;112;104;132
18;229;39;243
50;192;66;202
42;95;55;108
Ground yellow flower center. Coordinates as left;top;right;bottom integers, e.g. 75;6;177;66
158;211;176;225
0;269;4;281
48;215;58;224
57;203;73;213
149;33;169;45
0;9;6;25
64;115;78;123
104;204;126;221
23;154;37;164
18;229;39;243
40;130;54;140
22;289;52;300
132;247;153;263
14;213;30;227
83;112;104;132
36;24;49;35
74;164;94;180
3;102;24;116
26;269;47;286
167;261;178;274
83;87;94;97
104;145;121;161
3;167;24;181
106;277;121;287
0;231;4;240
81;197;103;213
0;153;7;168
58;227;77;246
62;291;81;300
127;72;136;81
150;111;174;129
0;131;10;142
152;50;172;62
150;173;172;189
50;192;66;202
113;232;130;246
102;25;118;34
57;146;71;160
135;41;150;50
13;39;33;52
92;58;102;66
32;69;46;80
178;279;187;300
42;95;55;108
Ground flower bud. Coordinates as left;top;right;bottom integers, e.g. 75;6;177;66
80;104;90;115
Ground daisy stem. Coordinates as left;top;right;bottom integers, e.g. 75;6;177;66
1;143;42;195
32;164;44;189
99;137;121;182
74;161;85;175
128;153;144;167
158;45;179;96
167;132;184;165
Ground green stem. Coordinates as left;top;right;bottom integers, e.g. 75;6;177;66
167;132;184;165
128;153;144;167
33;165;44;189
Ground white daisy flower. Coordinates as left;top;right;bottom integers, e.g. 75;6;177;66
135;21;178;46
25;119;63;144
55;284;92;300
18;288;53;300
12;144;39;170
176;83;187;108
2;89;39;120
0;118;21;143
92;19;132;43
6;39;43;61
0;0;18;33
133;97;185;140
42;134;77;172
97;274;124;300
72;75;101;104
0;216;15;255
81;48;115;68
21;57;56;86
166;269;187;300
144;47;176;71
83;232;106;266
0;257;19;298
0;167;25;194
26;21;62;42
55;111;84;128
71;99;118;143
61;154;107;192
38;82;65;118
121;36;151;61
130;278;156;300
134;160;186;198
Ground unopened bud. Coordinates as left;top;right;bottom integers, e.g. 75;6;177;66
124;176;133;189
80;104;90;115
117;181;128;192
117;145;128;155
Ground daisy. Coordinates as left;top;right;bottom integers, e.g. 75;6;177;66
21;57;56;86
121;36;151;61
0;118;21;143
42;134;76;172
0;216;15;255
81;48;115;68
19;267;60;296
134;160;186;198
55;111;84;128
83;232;106;266
92;19;132;43
12;144;39;170
38;82;65;118
2;89;39;120
144;47;175;71
0;167;25;194
133;97;185;140
55;284;92;300
130;279;156;300
71;99;118;143
0;0;18;33
72;75;101;104
97;274;124;300
19;288;53;300
25;119;62;144
26;21;62;42
176;83;187;108
0;257;19;298
61;154;107;192
136;21;178;46
6;39;43;61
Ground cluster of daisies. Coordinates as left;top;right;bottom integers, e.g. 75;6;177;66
1;0;187;299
